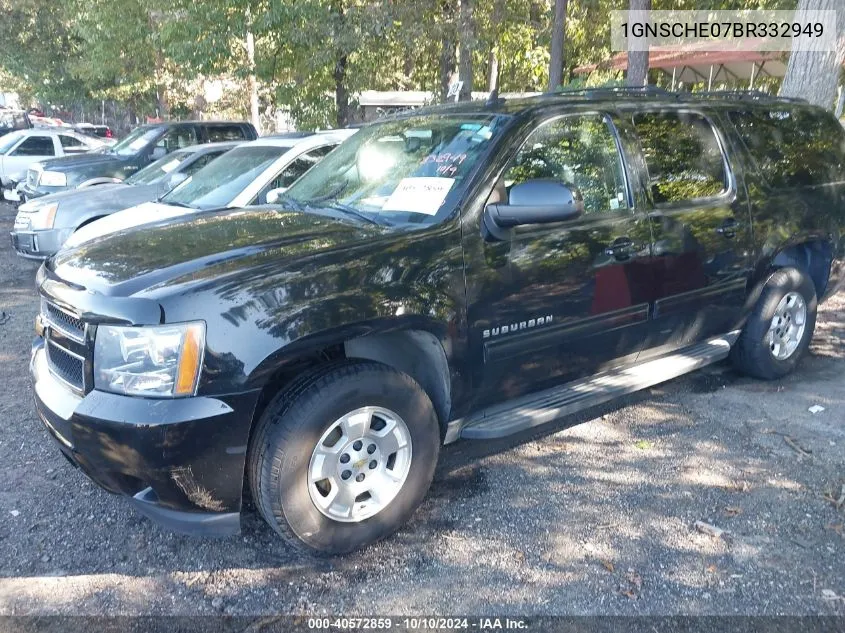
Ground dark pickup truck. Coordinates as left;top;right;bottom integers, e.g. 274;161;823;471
20;120;257;201
30;88;845;555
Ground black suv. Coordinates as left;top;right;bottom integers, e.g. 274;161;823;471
30;88;845;554
21;120;257;201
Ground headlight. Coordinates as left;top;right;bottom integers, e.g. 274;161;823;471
39;171;67;187
94;322;205;397
28;202;58;229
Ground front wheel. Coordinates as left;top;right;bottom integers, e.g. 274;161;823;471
731;267;817;380
248;361;440;555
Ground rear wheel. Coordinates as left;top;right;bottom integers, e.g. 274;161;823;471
731;267;817;380
248;361;440;555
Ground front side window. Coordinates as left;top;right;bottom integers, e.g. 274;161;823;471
633;111;727;204
502;114;629;215
126;149;193;185
277;145;337;189
11;136;55;157
111;126;162;157
162;145;287;210
285;114;511;226
154;127;198;155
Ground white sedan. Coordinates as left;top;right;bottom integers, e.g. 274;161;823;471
64;129;356;248
1;129;104;201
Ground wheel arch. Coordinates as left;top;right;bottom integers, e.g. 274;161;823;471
247;324;454;441
768;238;833;299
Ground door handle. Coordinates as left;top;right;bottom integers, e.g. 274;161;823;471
715;218;742;237
605;237;637;259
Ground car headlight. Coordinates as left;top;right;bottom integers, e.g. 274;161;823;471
27;202;59;229
94;322;205;397
39;171;67;187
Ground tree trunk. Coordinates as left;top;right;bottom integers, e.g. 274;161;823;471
332;0;350;127
548;0;567;91
780;0;845;109
458;0;474;101
487;48;499;92
439;0;457;102
626;0;650;87
246;29;260;133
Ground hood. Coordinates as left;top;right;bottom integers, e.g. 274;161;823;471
62;200;189;247
37;152;125;173
49;207;386;297
49;183;161;228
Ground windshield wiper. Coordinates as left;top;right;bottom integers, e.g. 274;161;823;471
275;194;305;212
160;200;194;209
312;200;385;227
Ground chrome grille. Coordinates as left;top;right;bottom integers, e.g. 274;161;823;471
42;300;85;342
46;340;85;392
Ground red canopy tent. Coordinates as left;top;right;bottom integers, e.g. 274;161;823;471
574;42;789;90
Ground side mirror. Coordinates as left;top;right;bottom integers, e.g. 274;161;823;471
167;172;188;190
485;179;584;233
265;187;287;204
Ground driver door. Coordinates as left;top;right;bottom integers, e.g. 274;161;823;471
462;111;653;407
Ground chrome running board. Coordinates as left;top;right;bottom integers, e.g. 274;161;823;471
445;332;739;443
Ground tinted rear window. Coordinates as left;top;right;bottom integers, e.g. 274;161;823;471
206;125;249;141
728;108;845;188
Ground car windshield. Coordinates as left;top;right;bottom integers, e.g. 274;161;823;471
284;114;511;226
0;131;23;154
161;145;286;210
110;126;161;157
126;149;192;185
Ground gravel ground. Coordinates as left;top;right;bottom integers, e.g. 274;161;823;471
0;201;843;617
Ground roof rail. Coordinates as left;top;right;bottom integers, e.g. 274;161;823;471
547;85;674;98
692;90;808;104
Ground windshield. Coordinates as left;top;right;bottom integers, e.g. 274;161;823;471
0;131;23;154
111;126;161;157
127;149;192;185
161;145;285;210
284;114;510;225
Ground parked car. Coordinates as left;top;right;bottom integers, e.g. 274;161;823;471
19;120;258;202
30;89;845;554
10;142;240;259
74;123;117;147
1;129;105;201
63;130;355;248
0;109;32;137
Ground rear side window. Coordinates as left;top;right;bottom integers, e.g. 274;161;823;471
633;111;728;204
11;136;55;157
729;109;845;188
206;125;248;142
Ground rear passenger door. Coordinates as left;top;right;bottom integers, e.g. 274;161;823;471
628;109;754;357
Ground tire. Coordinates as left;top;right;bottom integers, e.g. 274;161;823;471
247;361;440;555
731;267;817;380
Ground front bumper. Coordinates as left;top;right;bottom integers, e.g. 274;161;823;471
31;338;261;536
10;228;71;260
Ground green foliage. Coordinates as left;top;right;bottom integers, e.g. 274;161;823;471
0;0;807;127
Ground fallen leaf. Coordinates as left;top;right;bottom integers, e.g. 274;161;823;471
619;588;637;599
706;564;718;573
600;559;614;573
634;439;654;450
724;506;743;517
